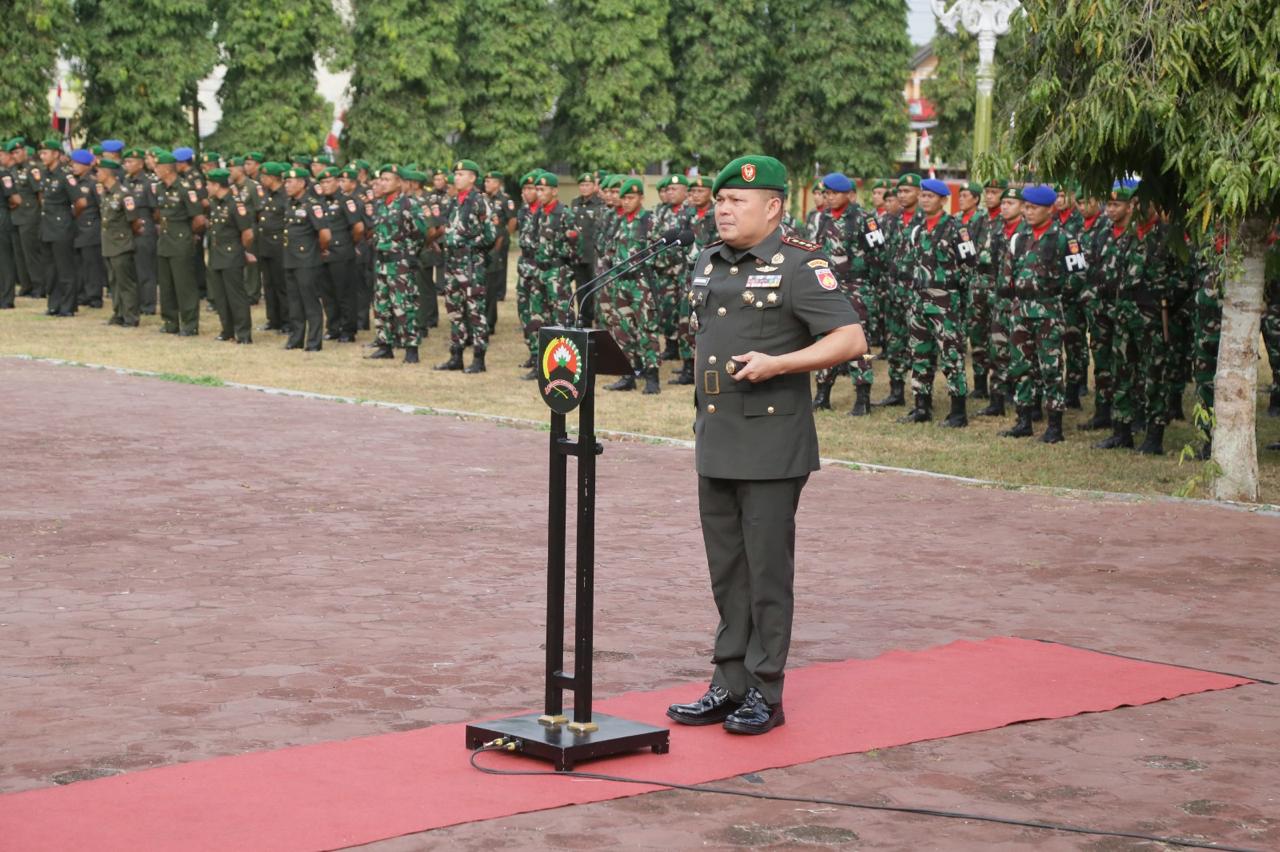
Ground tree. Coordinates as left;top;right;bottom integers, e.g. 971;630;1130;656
923;26;1026;171
668;0;769;172
72;0;218;145
457;0;563;176
761;0;912;193
208;0;349;156
1002;0;1280;502
344;0;463;165
0;0;68;141
551;0;675;172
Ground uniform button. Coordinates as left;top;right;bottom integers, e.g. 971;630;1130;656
767;406;776;414
707;404;716;414
729;266;738;274
717;307;726;316
755;302;764;309
708;355;717;365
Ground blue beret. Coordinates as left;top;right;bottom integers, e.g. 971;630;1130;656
920;178;951;197
172;146;194;162
70;149;95;165
101;139;125;153
1021;184;1058;206
821;172;853;193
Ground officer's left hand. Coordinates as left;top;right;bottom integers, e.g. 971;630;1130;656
731;351;784;383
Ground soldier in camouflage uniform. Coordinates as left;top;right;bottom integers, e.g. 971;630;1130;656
1051;182;1090;407
653;174;691;359
900;179;977;427
1075;190;1111;424
367;165;430;363
1000;185;1087;443
670;174;718;385
976;186;1025;418
1263;224;1280;418
601;177;662;394
804;180;825;241
435;159;496;373
512;171;541;371
483;170;516;333
955;181;989;398
1079;185;1136;430
204;169;256;343
95;159;142;326
873;174;925;407
531;172;578;340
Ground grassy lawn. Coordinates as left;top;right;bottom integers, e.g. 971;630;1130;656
3;289;1278;503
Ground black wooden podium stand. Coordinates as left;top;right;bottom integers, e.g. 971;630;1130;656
464;326;670;770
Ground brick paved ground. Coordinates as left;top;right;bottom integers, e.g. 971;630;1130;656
1;358;1276;850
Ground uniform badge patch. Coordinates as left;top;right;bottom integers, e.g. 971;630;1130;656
365;204;374;216
1068;239;1081;254
312;205;324;219
703;263;713;275
771;252;785;263
815;268;838;290
236;203;247;216
67;176;77;187
741;163;757;182
187;190;198;203
123;195;135;211
1;176;10;189
755;264;778;272
807;259;829;268
346;199;357;213
746;274;782;288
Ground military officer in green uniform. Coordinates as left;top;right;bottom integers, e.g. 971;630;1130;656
280;166;331;351
8;139;47;298
153;150;206;334
0;144;16;308
69;149;107;309
122;148;159;314
95;159;142;326
665;155;866;736
205;169;256;343
36;138;78;316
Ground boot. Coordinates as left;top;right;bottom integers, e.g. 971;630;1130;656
1195;438;1212;461
971;372;989;400
1079;401;1111;431
1031;404;1044;423
668;358;694;385
606;373;637;391
1267;440;1280;451
1269;390;1280;418
940;394;967;428
435;346;464;370
898;393;932;424
1040;410;1064;444
463;350;487;373
402;346;419;364
849;385;871;417
812;380;834;411
1064;382;1082;409
518;355;534;369
1167;392;1185;422
1094;421;1134;450
1000;406;1034;438
1133;416;1146;433
642;367;661;395
975;391;1005;417
1136;422;1165;455
661;339;679;361
874;378;906;407
520;368;538;381
366;344;395;360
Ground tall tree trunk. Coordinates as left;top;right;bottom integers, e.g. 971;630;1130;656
1212;217;1267;502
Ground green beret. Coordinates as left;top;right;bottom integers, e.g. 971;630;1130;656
154;152;177;165
656;176;672;190
243;151;264;163
688;175;712;190
147;146;168;157
897;173;922;188
229;156;245;167
353;159;371;172
592;169;607;182
339;167;358;180
536;172;558;188
376;163;398;177
484;170;504;180
122;148;144;160
202;152;221;165
712;155;788;196
312;153;334;165
206;168;231;186
811;180;823;192
453;158;481;175
669;174;689;187
402;168;426;182
576;172;595;183
261;162;286;177
95;159;123;171
519;170;539;187
1109;186;1136;201
282;167;310;180
984;178;1009;190
39;137;63;152
618;177;644;197
90;144;104;156
431;167;446;177
445;173;454;185
963;181;983;196
291;154;310;166
1001;186;1022;201
25;146;34;156
2;138;22;153
885;186;898;197
318;167;341;180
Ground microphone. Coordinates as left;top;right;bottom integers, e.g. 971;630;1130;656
572;228;697;326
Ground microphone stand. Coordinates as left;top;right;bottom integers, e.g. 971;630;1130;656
573;237;688;327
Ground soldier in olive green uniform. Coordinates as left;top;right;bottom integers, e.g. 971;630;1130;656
0;145;15;308
9;140;48;298
122;148;159;314
153;151;206;334
229;156;262;304
69;149;107;308
95;159;142;326
666;156;865;736
205;169;256;343
35;139;78;316
256;163;290;331
316;166;366;342
281;166;331;351
571;172;606;310
515;170;542;370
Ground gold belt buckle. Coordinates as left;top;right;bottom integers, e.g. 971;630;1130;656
703;370;720;395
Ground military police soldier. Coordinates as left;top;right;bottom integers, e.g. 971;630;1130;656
121;148;159;314
94;158;142;327
666;155;865;736
69;149;107;309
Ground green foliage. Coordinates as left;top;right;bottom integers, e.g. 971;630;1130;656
1174;403;1220;498
668;0;769;170
458;0;563;176
1002;0;1280;226
761;0;912;182
924;27;1026;169
344;0;464;165
72;0;218;145
0;0;68;140
552;0;675;171
208;0;349;156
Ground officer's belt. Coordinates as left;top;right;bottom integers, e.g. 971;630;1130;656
702;370;806;396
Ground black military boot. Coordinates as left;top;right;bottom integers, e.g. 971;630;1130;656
1269;390;1280;417
402;346;419;364
669;358;694;385
874;378;906;407
1079;401;1111;430
434;346;464;370
1064;382;1082;409
898;393;932;424
971;372;989;400
1167;392;1185;421
1094;421;1134;450
1000;406;1034;438
849;385;871;417
366;344;394;360
520;368;538;381
975;391;1005;417
606;372;637;391
812;380;834;411
661;339;679;361
463;350;487;373
1195;438;1212;461
1040;410;1065;444
1031;403;1044;422
518;355;534;369
1136;422;1165;455
940;393;967;428
642;367;661;394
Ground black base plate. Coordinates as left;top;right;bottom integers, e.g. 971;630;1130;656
465;712;670;771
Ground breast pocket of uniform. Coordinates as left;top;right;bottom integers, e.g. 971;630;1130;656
741;281;783;337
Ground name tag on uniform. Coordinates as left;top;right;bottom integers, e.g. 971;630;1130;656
692;277;710;286
745;274;782;288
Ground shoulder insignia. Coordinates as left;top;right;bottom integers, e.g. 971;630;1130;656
312;204;324;219
507;199;514;211
1;176;10;189
236;203;247;216
257;186;265;198
67;176;77;187
364;203;373;216
959;227;971;243
781;234;820;252
703;263;713;275
1068;239;1081;254
815;268;839;290
124;195;135;210
807;258;829;269
346;199;357;213
31;169;41;181
187;190;198;203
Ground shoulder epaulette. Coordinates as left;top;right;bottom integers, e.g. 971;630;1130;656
782;234;821;252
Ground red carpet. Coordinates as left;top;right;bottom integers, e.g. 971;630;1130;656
0;638;1251;851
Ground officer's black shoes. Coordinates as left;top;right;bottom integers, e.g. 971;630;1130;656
812;381;834;411
463;351;486;373
1136;423;1165;455
642;368;661;395
366;345;395;359
971;372;989;400
518;356;534;369
940;394;967;428
215;333;233;341
1093;421;1134;450
873;378;906;407
338;334;356;343
1030;404;1044;422
723;688;785;735
666;684;743;726
178;329;198;336
283;342;303;350
1040;410;1065;444
304;345;322;352
669;359;695;385
1267;440;1280;451
606;373;637;391
520;368;538;381
435;347;464;370
1000;407;1034;438
324;332;340;341
897;393;932;424
236;338;252;344
849;385;871;417
1064;382;1082;409
976;391;1005;417
1079;402;1111;431
402;346;419;364
661;339;679;361
1268;390;1280;417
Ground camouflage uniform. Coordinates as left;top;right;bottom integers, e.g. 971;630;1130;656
601;209;661;372
1110;219;1173;428
1190;230;1225;414
957;209;989;389
1079;211;1115;413
983;216;1020;400
516;200;541;361
484;186;516;331
906;212;977;402
677;202;718;361
443;188;496;353
372;192;429;349
813;204;883;393
1054;209;1089;394
652;197;689;345
881;208;925;389
532;198;579;341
